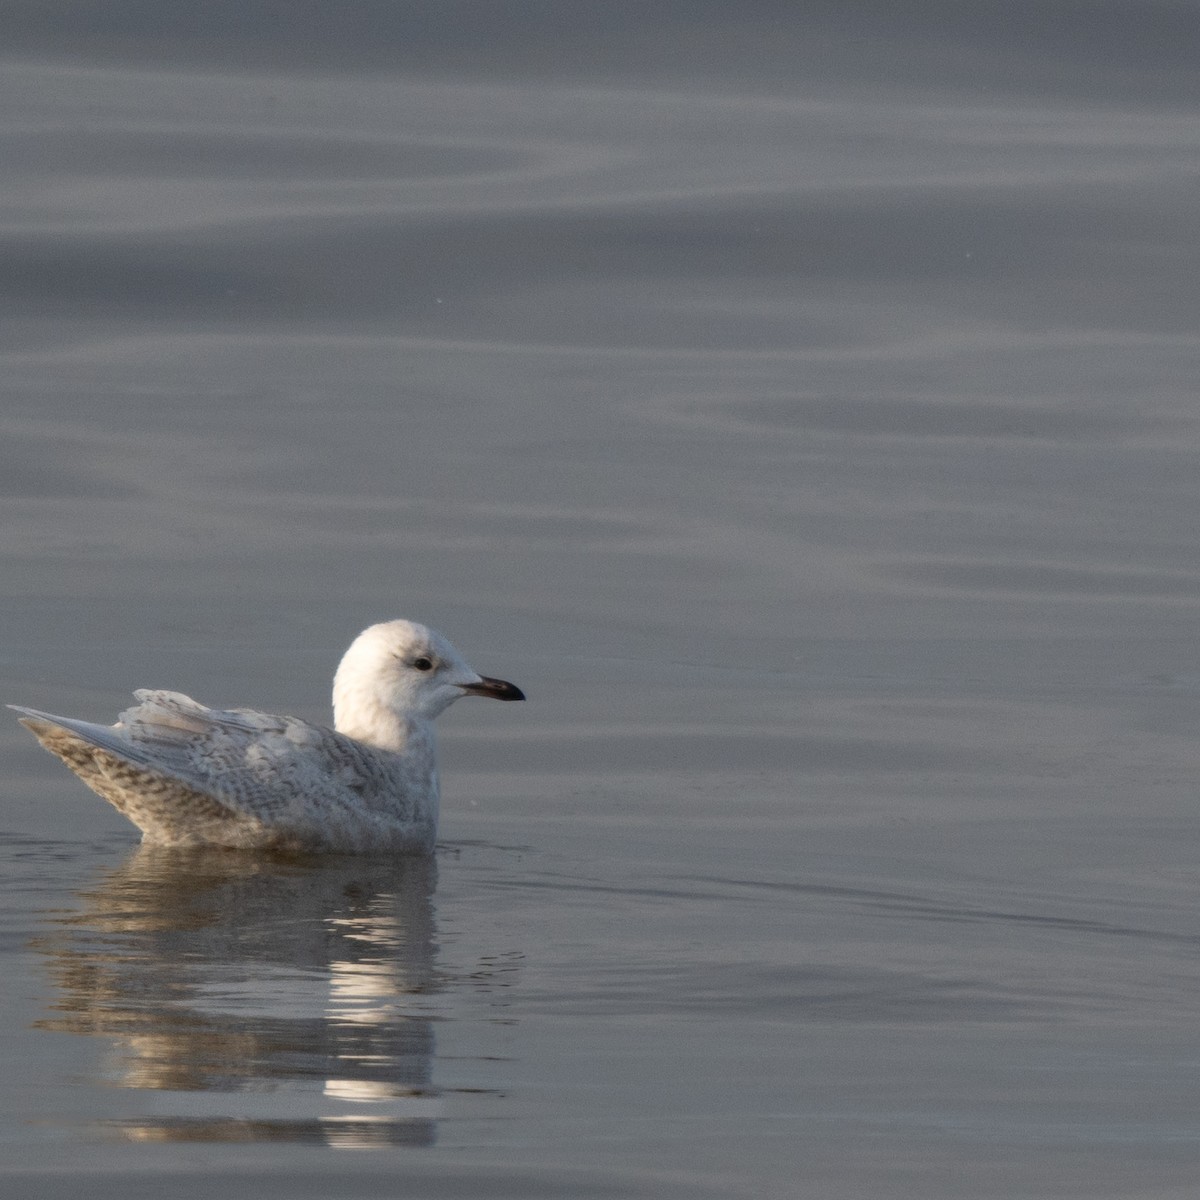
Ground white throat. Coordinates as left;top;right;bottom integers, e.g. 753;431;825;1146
332;680;425;753
335;700;403;751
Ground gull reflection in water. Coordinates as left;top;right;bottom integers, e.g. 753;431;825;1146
33;847;445;1147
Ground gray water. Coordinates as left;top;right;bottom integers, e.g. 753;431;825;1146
4;5;1200;1197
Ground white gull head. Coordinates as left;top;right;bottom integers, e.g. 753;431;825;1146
333;619;525;752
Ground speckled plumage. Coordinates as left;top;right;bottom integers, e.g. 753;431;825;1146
11;620;524;853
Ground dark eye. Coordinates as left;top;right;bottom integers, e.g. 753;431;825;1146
412;656;434;672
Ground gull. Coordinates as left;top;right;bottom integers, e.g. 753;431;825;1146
10;619;524;853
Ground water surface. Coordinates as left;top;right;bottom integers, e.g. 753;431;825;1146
4;4;1200;1197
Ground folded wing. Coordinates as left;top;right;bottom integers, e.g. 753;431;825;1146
11;690;410;849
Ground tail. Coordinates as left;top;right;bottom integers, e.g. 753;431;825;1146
9;705;152;764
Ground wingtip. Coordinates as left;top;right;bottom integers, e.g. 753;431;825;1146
11;704;60;728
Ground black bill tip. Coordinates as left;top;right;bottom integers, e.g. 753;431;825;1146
461;676;526;702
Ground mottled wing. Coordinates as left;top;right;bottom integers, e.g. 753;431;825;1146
115;690;390;824
11;690;395;845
